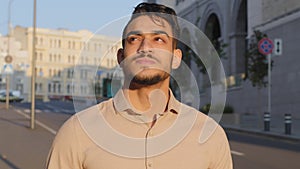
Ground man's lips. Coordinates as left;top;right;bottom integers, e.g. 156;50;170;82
135;58;156;65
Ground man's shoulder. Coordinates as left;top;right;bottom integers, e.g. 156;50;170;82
76;98;114;117
59;99;113;130
179;103;226;143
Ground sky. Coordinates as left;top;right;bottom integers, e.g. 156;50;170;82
0;0;143;35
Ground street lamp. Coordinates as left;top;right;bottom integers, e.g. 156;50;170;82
5;0;15;109
30;0;37;129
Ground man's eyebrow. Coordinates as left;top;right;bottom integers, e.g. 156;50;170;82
126;30;170;38
152;30;170;37
126;31;142;37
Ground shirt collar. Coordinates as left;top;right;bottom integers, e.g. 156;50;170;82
113;89;181;116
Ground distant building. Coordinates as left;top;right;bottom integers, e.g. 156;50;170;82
5;26;121;101
149;0;300;117
0;34;29;94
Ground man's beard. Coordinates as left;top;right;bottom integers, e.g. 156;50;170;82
131;72;170;86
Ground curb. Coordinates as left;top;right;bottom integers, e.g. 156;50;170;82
223;125;300;143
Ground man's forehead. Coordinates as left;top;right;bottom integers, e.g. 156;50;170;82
125;15;173;35
126;30;170;37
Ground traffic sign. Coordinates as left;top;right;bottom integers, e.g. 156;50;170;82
274;38;282;55
4;55;13;63
258;38;274;55
3;64;13;74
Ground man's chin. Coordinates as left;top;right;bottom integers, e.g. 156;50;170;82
128;73;169;86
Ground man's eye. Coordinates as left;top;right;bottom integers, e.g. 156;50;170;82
128;36;139;42
155;37;164;42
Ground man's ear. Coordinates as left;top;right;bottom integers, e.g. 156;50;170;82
117;48;124;65
172;48;182;69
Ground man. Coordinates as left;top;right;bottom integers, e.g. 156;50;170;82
46;2;232;169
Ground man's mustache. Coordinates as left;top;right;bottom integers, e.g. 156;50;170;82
132;53;160;63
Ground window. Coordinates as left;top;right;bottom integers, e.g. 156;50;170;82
53;83;56;93
58;40;61;48
39;83;42;92
49;54;52;62
35;52;38;60
67;70;71;78
80;70;83;78
84;70;88;79
98;44;101;51
58;84;61;93
48;83;51;93
67;84;71;94
39;68;43;77
40;53;43;61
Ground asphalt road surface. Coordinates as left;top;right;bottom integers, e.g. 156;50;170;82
228;131;300;169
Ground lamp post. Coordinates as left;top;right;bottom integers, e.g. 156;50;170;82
5;0;15;110
30;0;37;129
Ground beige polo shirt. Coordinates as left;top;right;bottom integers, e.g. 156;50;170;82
46;90;232;169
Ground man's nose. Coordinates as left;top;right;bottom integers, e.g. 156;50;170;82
137;39;152;53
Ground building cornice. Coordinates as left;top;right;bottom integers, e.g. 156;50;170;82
254;7;300;31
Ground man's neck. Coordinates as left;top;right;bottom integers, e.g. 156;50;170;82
123;80;170;116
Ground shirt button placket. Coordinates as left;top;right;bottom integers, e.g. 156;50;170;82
147;131;154;169
147;159;154;169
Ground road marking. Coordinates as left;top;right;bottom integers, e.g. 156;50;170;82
14;109;57;135
24;109;42;114
231;150;245;156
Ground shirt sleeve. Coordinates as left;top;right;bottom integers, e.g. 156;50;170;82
209;125;233;169
45;115;83;169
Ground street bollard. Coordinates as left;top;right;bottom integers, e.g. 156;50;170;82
264;112;270;131
284;114;292;135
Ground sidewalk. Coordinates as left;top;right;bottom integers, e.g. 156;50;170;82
220;113;300;142
0;104;55;169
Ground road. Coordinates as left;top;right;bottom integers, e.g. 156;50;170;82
4;101;300;169
228;131;300;169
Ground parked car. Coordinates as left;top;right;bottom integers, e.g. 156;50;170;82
0;92;24;102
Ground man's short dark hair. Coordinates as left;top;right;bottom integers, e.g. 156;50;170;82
122;2;180;48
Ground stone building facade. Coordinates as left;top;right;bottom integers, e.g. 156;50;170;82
148;0;300;118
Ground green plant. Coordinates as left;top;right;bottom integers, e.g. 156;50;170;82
200;103;234;114
223;105;234;114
